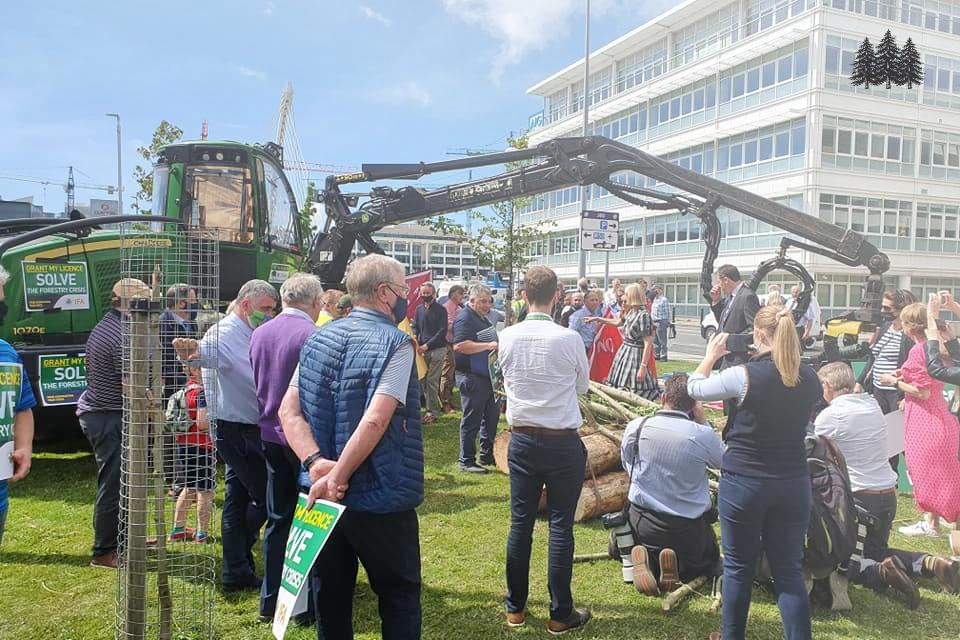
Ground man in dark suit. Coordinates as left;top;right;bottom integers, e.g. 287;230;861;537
709;265;760;415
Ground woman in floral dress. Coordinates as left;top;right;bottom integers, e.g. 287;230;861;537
587;283;660;400
879;301;960;536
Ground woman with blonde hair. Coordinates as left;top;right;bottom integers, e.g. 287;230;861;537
878;301;960;538
688;305;821;640
587;282;660;400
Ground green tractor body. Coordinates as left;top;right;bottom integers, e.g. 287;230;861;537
0;141;306;434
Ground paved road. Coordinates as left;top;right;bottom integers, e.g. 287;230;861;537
660;321;708;363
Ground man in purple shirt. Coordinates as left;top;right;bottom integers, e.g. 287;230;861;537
249;273;323;624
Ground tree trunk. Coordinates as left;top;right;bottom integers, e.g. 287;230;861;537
574;471;629;522
494;431;622;478
582;433;622;476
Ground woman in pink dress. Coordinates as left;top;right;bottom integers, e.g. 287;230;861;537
879;302;960;536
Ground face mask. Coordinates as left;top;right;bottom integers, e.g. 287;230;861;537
573;301;583;309
247;310;271;329
882;311;895;322
187;302;199;322
0;300;7;324
391;294;409;324
421;294;434;303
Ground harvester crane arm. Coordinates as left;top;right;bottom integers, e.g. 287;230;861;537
309;136;888;326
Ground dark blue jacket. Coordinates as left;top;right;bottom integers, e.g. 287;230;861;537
298;307;423;513
724;352;821;479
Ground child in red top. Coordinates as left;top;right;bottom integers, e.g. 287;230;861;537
170;364;215;543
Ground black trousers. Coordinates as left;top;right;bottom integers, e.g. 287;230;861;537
313;509;421;640
851;491;926;591
627;502;721;582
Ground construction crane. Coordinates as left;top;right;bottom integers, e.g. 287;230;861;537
283;160;359;175
0;168;116;213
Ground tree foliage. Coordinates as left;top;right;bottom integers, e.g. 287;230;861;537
299;181;320;253
132;120;183;213
849;38;876;88
875;29;899;89
898;37;923;89
425;133;554;295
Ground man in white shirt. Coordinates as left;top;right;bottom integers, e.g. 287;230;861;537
498;266;591;634
815;363;959;607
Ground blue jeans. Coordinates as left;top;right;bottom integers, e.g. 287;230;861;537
719;472;811;640
505;431;586;621
217;421;267;585
456;373;499;466
313;509;421;640
78;411;123;556
653;319;670;359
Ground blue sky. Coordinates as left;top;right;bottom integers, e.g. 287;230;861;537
0;0;675;213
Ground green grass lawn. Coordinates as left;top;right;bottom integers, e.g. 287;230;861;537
2;371;959;639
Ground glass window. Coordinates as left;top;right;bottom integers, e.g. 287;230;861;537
720;77;731;103
706;83;717;107
730;144;743;166
792;125;805;154
778;55;793;82
854;131;869;156
822;127;836;153
934;142;946;165
733;74;745;97
682;93;693;114
670;97;681;118
694;89;705;111
747;68;760;93
718;146;730;171
887;136;901;160
826;46;840;74
763;61;776;87
949;144;960;167
795;47;809;76
939;69;951;91
185;164;254;244
745;139;758;164
841;50;856;75
659;102;669;123
261;160;299;251
775;132;790;157
837;129;852;154
921;141;932;164
760;136;773;160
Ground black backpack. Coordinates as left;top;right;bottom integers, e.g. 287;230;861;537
804;434;858;571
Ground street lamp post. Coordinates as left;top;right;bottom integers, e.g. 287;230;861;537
106;113;123;216
577;0;591;281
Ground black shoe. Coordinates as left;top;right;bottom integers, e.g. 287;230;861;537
878;557;920;610
547;607;591;635
223;575;262;592
459;463;488;474
478;456;496;466
258;614;272;624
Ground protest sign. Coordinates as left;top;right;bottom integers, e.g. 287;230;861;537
21;262;90;312
37;353;86;406
273;495;346;639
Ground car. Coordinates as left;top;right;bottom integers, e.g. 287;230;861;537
700;307;718;341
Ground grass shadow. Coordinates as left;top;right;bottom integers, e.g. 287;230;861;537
0;550;91;567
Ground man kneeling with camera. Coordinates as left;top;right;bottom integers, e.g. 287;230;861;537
619;373;724;595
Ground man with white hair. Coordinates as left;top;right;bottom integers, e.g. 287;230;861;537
175;279;278;590
280;254;424;639
453;283;500;473
249;273;323;624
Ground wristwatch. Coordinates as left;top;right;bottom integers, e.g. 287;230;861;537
303;451;324;471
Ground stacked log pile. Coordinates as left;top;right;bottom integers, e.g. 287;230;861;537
492;381;659;522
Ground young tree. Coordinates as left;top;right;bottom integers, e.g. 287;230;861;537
898;37;924;89
875;29;900;89
849;38;876;88
132;121;183;213
426;133;555;322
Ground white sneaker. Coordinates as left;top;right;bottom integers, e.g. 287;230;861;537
898;520;940;537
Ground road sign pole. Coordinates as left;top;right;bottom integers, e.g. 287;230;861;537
604;252;610;289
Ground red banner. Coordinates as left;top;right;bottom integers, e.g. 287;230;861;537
588;309;623;383
404;270;433;321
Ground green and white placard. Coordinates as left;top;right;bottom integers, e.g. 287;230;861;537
21;261;90;312
273;495;346;639
0;362;25;480
37;353;87;406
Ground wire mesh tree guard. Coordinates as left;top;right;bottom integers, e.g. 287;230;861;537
117;223;221;640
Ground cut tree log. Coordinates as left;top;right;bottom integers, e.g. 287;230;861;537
591;381;659;409
661;576;708;611
493;431;622;478
574;471;629;522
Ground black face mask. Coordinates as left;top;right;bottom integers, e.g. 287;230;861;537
0;300;7;324
187;302;199;322
421;295;434;303
881;312;895;322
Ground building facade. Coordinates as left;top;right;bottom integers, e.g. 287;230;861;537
364;222;481;280
523;0;960;320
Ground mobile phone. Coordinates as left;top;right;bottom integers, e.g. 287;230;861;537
936;319;948;331
726;333;754;353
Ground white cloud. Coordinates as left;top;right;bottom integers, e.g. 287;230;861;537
370;81;432;108
359;5;391;25
443;0;675;81
235;65;267;81
264;1;276;17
